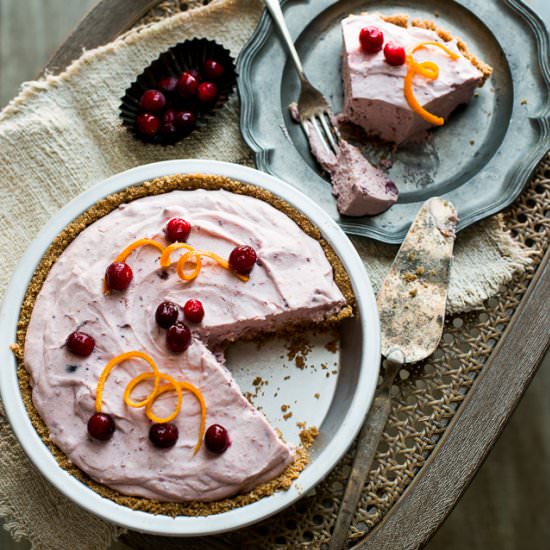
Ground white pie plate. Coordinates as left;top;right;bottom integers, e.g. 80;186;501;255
0;160;380;537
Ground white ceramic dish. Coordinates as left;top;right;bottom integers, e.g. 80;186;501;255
0;160;380;536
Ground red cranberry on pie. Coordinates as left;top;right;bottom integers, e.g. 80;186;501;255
139;89;166;112
228;245;257;275
66;331;95;357
149;423;179;449
105;262;133;291
177;71;199;99
165;217;191;242
197;82;219;107
183;299;204;323
155;301;181;329
166;322;192;353
136;113;160;137
204;59;225;80
359;26;384;53
384;42;406;66
88;412;115;441
204;424;231;453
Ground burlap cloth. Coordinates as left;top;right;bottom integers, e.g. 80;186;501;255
0;0;532;548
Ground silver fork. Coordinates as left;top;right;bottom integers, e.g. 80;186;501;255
265;0;340;156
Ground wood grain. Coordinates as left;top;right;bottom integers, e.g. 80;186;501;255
41;0;162;76
0;0;96;106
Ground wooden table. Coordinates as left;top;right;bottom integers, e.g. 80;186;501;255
10;0;550;548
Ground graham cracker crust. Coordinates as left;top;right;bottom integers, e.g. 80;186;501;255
380;14;493;84
13;173;355;516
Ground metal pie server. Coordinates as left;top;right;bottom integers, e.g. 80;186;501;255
330;197;458;550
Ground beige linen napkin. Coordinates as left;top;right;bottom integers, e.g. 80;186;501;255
0;0;530;548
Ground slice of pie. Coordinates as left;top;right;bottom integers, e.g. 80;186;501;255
290;103;399;216
20;175;353;509
341;13;492;144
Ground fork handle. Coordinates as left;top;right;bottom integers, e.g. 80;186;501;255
264;0;305;79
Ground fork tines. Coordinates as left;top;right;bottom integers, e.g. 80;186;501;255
305;111;340;156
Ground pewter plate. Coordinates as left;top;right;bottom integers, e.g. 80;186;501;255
238;0;550;243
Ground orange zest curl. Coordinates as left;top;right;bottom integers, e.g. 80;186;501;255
159;242;194;268
161;244;249;283
114;239;166;264
404;41;460;126
96;351;207;454
109;239;249;285
176;250;203;281
145;379;206;454
96;351;160;412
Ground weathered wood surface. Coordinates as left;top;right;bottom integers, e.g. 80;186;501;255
1;1;549;549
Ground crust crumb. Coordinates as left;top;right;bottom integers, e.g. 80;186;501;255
299;426;320;449
324;339;338;353
380;14;409;28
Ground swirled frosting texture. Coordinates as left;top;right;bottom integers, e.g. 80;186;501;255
24;189;346;502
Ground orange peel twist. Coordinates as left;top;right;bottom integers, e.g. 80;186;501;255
107;239;249;285
96;350;160;412
404;41;460;126
161;243;249;283
96;351;206;454
145;378;206;454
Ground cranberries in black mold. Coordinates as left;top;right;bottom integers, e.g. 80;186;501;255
120;38;237;146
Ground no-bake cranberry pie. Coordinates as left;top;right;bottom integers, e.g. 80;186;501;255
17;174;354;514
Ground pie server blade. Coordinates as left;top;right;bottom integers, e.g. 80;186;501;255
330;197;458;550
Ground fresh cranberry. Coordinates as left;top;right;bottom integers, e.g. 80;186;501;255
197;82;218;107
87;412;115;441
155;301;181;329
359;26;384;53
139;89;166;112
105;262;133;291
204;424;231;453
149;423;178;449
136;113;160;137
163;108;177;125
157;77;178;95
183;299;204;323
66;331;95;357
165;217;191;242
187;68;201;82
160;123;178;140
204;59;225;80
384;42;406;66
177;71;199;99
228;245;257;275
174;111;197;135
166;322;192;353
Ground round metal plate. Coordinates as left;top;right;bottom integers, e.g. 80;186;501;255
238;0;550;243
